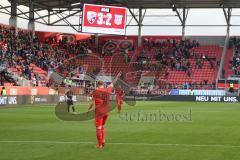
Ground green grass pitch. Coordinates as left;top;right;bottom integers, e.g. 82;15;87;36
0;101;240;160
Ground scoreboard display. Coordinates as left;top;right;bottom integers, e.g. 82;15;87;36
82;4;127;35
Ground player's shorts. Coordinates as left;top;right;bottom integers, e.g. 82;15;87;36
67;100;73;105
95;115;108;127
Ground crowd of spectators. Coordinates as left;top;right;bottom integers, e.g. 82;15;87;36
0;24;93;86
135;39;200;74
0;25;36;83
134;38;216;89
229;37;240;76
0;24;217;90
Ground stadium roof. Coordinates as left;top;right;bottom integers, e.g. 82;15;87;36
2;0;238;35
12;0;240;9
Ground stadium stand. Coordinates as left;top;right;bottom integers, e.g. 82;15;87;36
228;37;240;78
99;36;222;89
0;24;224;90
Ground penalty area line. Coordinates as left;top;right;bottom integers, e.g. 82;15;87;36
0;140;240;148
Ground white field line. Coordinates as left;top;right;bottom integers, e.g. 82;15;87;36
0;140;240;148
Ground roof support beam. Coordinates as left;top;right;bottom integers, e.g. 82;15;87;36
174;6;189;38
175;9;183;24
0;5;11;10
127;9;139;26
138;8;145;47
17;8;29;19
56;13;79;32
32;2;49;10
182;8;189;39
9;0;17;28
171;0;189;38
223;7;232;36
35;10;48;24
50;10;80;25
17;8;43;16
128;8;139;25
48;10;51;24
28;0;35;34
35;9;68;20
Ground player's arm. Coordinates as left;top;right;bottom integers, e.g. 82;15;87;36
122;90;125;98
108;72;122;88
65;89;70;98
65;92;68;101
87;92;95;113
87;100;95;113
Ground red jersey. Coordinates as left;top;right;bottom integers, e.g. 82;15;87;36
93;87;113;118
115;89;124;100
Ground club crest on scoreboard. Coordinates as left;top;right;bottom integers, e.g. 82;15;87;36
114;14;123;25
87;11;97;24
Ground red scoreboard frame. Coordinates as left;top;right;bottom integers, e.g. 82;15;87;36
82;4;127;35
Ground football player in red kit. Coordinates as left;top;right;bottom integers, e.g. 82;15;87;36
88;72;121;149
115;86;125;113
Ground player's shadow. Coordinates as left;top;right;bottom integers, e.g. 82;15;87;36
55;100;118;121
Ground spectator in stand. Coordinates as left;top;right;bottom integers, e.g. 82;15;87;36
187;67;192;77
200;81;203;87
194;52;198;60
222;69;226;79
183;82;189;89
170;58;175;70
196;59;202;69
79;65;84;74
32;76;37;87
210;60;214;69
204;80;208;86
193;81;198;89
233;66;237;75
229;38;240;77
187;61;191;69
176;61;181;71
140;49;146;57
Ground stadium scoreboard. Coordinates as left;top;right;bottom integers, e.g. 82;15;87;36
82;4;127;35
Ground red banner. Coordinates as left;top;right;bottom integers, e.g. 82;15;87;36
0;87;83;95
82;4;127;35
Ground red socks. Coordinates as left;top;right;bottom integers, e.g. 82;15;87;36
96;127;106;146
102;127;106;144
96;128;103;146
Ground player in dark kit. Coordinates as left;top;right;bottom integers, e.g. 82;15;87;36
66;86;75;113
88;72;122;149
115;86;125;113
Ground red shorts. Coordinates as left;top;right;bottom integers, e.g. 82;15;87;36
95;115;108;127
